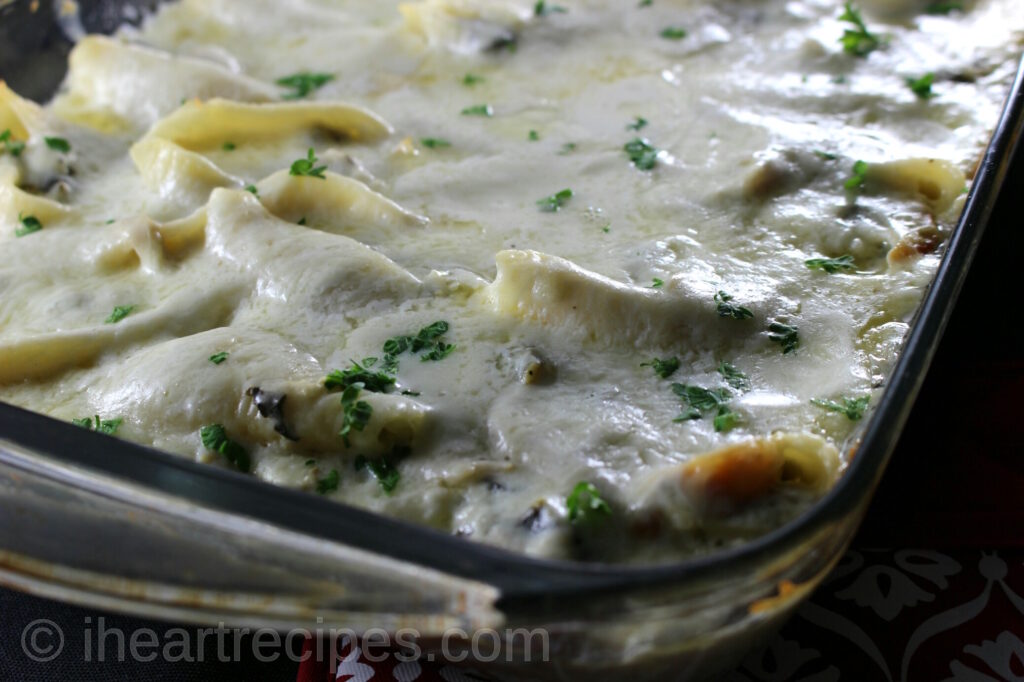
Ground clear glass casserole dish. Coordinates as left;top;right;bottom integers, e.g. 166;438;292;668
1;2;1023;678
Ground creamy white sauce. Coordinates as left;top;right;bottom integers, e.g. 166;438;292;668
1;0;1021;563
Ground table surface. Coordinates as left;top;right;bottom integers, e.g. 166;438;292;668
2;122;1022;682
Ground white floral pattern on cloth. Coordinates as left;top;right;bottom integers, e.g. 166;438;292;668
301;550;1024;682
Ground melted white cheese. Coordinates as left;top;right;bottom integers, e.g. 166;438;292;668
1;0;1021;563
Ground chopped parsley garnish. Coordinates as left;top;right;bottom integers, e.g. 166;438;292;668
558;142;577;155
671;383;731;421
566;482;611;523
15;213;42;238
768;321;800;354
222;142;236;151
925;1;963;14
838;3;880;57
298;217;307;225
209;351;229;365
72;415;123;435
714;290;754;320
105;304;136;324
805;254;856;273
380;321;455;370
0;129;24;157
624;137;658;170
641;357;680;379
712;406;741;433
289;148;327;179
357;456;401;493
627;116;648;131
44;136;71;153
528;130;540;141
651;277;664;288
461;104;493;117
421;342;455;362
907;72;936;99
316;469;340;494
245;184;259;196
463;73;485;86
324;359;396;393
199;424;250;472
845;159;869;190
534;1;567;15
814;150;838;161
536;188;574;212
639;0;653;6
339;383;373;447
717;361;750;391
660;26;687;40
275;72;334;100
812;396;870;421
305;459;316;466
420;138;452;149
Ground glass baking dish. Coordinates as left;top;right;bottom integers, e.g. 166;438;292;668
2;2;1023;678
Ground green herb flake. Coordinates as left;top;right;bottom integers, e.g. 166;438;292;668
275;72;334;100
925;2;963;14
528;129;540;141
421;342;455;362
305;459;316;466
660;26;687;40
768;321;800;354
366;458;401;493
463;73;485;86
298;217;307;226
381;321;454;369
105;304;136;324
651;277;664;288
627;117;648;131
420;138;452;149
534;0;567;16
316;469;340;494
838;3;881;57
639;0;653;6
245;184;259;196
717;361;750;391
814;150;838;161
0;129;25;157
15;213;42;238
672;383;731;416
222;141;236;151
624;137;658;170
641;357;680;379
714;290;754;320
805;254;856;273
558;142;577;155
845;159;869;190
812;396;870;421
907;72;936;99
324;359;396;393
199;424;250;472
713;406;741;433
209;351;229;365
289;148;327;179
566;482;611;523
461;104;493;117
536;188;574;212
44;136;71;153
72;415;123;435
339;383;373;446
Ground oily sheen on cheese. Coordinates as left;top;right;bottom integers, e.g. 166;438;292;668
1;0;1021;563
